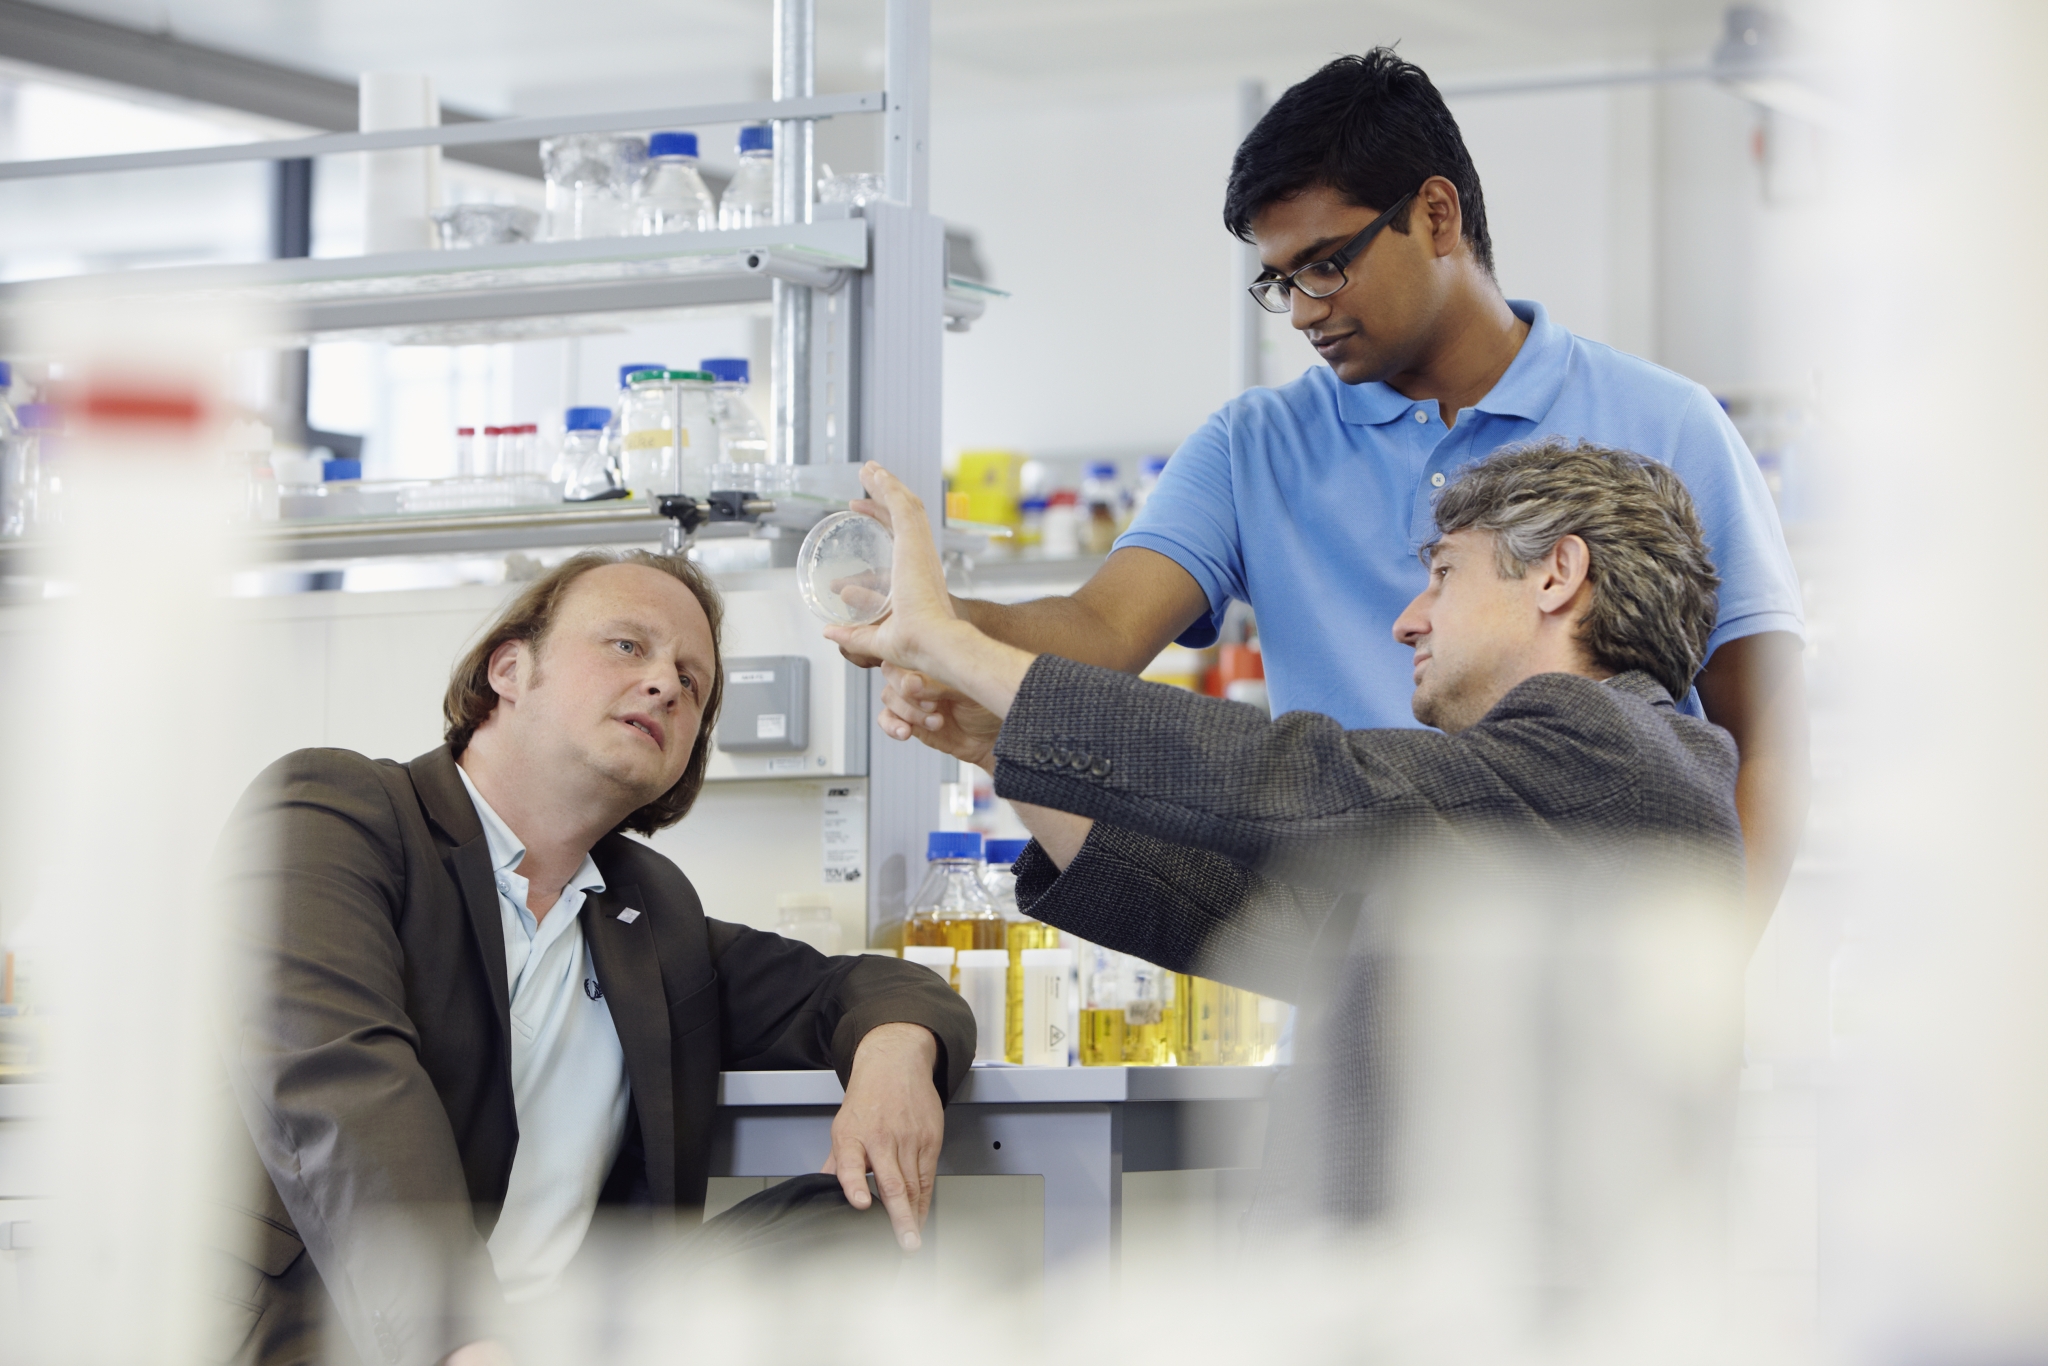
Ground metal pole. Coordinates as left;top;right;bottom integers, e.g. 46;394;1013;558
1231;79;1267;394
772;0;815;464
883;0;930;211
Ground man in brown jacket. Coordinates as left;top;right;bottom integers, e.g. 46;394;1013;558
213;551;974;1366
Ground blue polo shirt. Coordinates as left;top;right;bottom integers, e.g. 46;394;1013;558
1118;299;1803;729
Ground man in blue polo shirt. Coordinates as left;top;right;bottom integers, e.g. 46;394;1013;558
876;49;1807;934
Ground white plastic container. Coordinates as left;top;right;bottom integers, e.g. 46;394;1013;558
718;125;776;229
956;949;1010;1064
635;131;717;235
776;893;844;957
1021;947;1074;1066
902;945;956;982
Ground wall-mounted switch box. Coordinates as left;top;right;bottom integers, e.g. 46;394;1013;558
715;655;810;754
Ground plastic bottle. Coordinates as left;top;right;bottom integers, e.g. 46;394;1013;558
775;893;843;956
1082;461;1126;554
1021;948;1074;1066
636;131;717;235
1132;455;1169;517
956;949;1009;1063
454;426;477;477
1078;942;1127;1066
617;370;716;498
557;406;617;500
1016;496;1047;554
984;837;1054;1063
15;402;59;531
902;945;955;982
700;357;768;464
0;361;25;539
719;125;776;230
904;832;1005;972
1041;489;1082;558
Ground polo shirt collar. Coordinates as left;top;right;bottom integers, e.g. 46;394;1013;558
1330;298;1567;427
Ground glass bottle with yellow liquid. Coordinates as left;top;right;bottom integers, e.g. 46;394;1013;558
903;831;1004;986
1121;959;1174;1065
1077;942;1127;1066
983;838;1058;1063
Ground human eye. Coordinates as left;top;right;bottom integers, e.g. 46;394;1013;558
612;638;640;656
1298;260;1345;292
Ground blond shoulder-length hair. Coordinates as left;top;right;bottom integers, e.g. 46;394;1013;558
443;550;725;835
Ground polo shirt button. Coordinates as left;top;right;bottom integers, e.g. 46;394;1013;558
1414;410;1428;423
1089;758;1113;777
1430;472;1445;487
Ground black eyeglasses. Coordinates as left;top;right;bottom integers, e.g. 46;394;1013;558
1247;190;1418;314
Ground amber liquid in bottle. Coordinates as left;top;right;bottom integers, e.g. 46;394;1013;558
1005;919;1058;1063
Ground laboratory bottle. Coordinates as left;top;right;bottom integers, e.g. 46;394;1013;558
720;125;776;229
1081;461;1126;555
1041;489;1082;558
1077;942;1127;1067
1016;496;1047;554
0;361;24;539
955;949;1009;1064
557;406;617;500
775;893;843;956
17;403;59;531
1121;959;1173;1065
902;945;955;983
700;357;768;464
602;364;661;487
985;837;1054;1064
1131;455;1169;517
1021;948;1074;1066
904;831;1005;967
635;131;717;235
454;426;477;477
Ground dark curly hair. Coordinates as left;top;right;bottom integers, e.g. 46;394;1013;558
1428;440;1722;701
443;550;725;835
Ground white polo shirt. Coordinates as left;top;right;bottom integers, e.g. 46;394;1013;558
456;765;631;1302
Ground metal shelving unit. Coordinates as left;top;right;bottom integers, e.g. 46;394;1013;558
0;0;957;943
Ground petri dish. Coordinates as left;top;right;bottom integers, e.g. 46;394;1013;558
797;510;893;625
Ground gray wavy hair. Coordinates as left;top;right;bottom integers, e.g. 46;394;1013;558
1427;439;1721;701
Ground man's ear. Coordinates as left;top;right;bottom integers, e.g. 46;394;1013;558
485;638;527;704
1534;534;1592;617
1418;175;1464;259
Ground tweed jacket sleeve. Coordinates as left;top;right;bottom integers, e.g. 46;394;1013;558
991;655;1642;894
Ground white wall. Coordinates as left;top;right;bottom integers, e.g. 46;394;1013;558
932;75;1811;467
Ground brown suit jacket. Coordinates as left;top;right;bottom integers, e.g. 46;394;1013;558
212;745;974;1366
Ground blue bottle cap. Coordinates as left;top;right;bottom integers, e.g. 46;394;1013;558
1087;461;1119;479
565;406;611;431
619;363;664;388
1143;456;1169;475
984;838;1030;865
1019;496;1048;512
17;402;58;430
699;357;750;384
0;361;11;387
321;457;362;482
926;830;984;861
738;124;773;153
648;131;699;159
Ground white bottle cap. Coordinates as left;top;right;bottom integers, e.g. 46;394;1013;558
1021;948;1074;968
902;946;956;967
956;950;1009;969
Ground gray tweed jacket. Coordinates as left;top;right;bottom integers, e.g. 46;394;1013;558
995;656;1744;1226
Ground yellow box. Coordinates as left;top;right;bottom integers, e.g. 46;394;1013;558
953;449;1025;528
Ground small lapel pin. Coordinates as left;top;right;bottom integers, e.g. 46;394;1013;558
616;907;641;924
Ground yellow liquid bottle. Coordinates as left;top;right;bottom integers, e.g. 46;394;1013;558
1079;1007;1126;1066
1005;918;1058;1063
1176;974;1224;1066
904;832;999;989
1121;998;1172;1065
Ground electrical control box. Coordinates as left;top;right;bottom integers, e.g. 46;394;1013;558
715;655;810;754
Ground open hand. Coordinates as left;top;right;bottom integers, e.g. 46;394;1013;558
878;663;1002;770
822;1021;943;1251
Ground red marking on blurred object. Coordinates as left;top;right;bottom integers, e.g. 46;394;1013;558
78;384;208;428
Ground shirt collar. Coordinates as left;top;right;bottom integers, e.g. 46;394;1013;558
1330;298;1567;427
455;763;607;897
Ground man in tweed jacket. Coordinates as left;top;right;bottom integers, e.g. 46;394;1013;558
826;440;1748;1229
